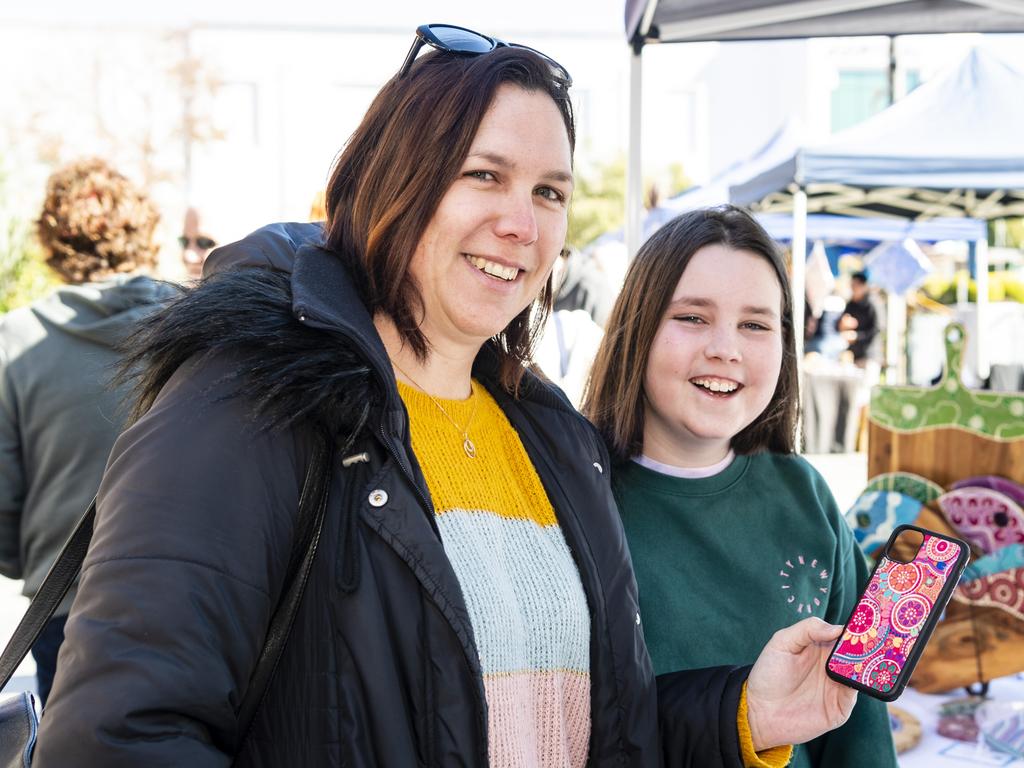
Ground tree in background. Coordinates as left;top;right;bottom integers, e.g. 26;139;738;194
0;158;58;312
567;156;692;251
1;29;225;295
567;156;626;251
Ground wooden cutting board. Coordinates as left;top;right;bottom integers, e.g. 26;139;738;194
866;322;1024;692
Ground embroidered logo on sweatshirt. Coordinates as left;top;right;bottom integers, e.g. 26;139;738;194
779;554;830;615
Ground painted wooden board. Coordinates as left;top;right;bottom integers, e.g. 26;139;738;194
865;472;944;505
867;421;1024;490
868;323;1024;488
867;322;1024;691
910;605;1024;693
951;475;1024;507
953;567;1024;623
845;491;922;555
869;323;1024;440
938;487;1024;554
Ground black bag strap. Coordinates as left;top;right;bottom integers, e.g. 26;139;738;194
0;437;333;759
0;499;96;689
230;437;332;755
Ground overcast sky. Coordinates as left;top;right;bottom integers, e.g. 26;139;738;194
1;0;627;38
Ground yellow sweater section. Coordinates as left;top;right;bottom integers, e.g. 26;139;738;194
738;682;794;768
396;379;556;525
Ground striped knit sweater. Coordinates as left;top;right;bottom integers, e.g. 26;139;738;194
397;379;591;768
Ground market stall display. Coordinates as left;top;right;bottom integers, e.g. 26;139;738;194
866;322;1024;694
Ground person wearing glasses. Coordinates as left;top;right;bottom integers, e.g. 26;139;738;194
179;206;219;281
36;26;854;767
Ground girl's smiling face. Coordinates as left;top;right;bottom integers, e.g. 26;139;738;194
642;243;785;466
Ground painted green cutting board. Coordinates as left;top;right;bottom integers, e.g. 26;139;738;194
867;323;1024;491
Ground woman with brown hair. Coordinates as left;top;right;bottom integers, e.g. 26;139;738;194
37;28;853;767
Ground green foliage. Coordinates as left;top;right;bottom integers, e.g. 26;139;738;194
567;156;626;251
664;162;693;199
919;269;1024;304
566;157;694;251
0;164;58;313
1005;219;1024;248
990;217;1024;248
0;252;59;314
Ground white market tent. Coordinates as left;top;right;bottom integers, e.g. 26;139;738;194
661;119;804;213
660;120;988;242
626;0;1024;45
623;0;1024;380
729;47;1024;378
729;47;1024;218
623;0;1024;258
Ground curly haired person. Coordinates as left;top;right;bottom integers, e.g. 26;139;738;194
0;158;179;704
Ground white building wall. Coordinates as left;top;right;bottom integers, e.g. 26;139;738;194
3;14;1023;274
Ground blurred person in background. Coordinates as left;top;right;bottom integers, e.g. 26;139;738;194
536;249;605;406
180;205;219;281
836;271;879;366
0;157;179;705
553;245;614;327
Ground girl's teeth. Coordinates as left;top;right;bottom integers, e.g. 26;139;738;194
695;378;737;393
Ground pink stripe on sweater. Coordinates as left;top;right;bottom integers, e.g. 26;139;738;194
485;669;591;768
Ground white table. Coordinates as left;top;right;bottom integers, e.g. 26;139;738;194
896;675;1024;766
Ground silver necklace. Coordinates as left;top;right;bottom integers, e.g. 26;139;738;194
391;360;478;458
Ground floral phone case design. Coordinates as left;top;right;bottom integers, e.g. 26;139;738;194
826;525;969;701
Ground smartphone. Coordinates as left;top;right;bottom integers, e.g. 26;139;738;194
826;524;970;702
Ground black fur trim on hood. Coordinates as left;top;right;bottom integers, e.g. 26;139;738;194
120;266;378;447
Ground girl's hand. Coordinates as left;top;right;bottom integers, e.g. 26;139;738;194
745;617;858;751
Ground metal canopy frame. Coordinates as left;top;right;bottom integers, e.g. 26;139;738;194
627;0;1024;46
622;2;1024;384
753;184;1024;220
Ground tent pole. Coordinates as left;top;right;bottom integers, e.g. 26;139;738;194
626;43;644;259
793;188;807;364
885;292;907;384
793;187;807;452
956;262;969;307
975;235;989;381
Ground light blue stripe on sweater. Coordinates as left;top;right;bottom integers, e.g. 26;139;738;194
435;508;590;676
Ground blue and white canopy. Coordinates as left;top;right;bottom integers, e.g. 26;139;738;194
730;47;1024;219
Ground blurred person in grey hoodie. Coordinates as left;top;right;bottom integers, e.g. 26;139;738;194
0;158;180;704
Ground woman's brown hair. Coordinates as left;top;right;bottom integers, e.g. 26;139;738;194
582;205;798;462
324;46;575;394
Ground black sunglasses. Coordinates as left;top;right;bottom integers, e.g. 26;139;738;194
178;235;217;250
397;23;572;88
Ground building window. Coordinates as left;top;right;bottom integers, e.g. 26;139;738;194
830;69;889;133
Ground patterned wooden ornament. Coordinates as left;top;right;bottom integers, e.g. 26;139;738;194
951;475;1024;508
938;487;1024;554
953;567;1024;623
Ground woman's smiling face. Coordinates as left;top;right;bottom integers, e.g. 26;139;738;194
642;243;785;466
408;83;573;351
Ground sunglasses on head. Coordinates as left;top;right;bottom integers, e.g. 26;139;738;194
178;235;217;250
397;23;572;88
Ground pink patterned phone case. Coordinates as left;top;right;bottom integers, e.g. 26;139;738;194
826;526;969;701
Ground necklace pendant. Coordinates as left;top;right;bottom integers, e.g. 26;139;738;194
463;437;477;459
